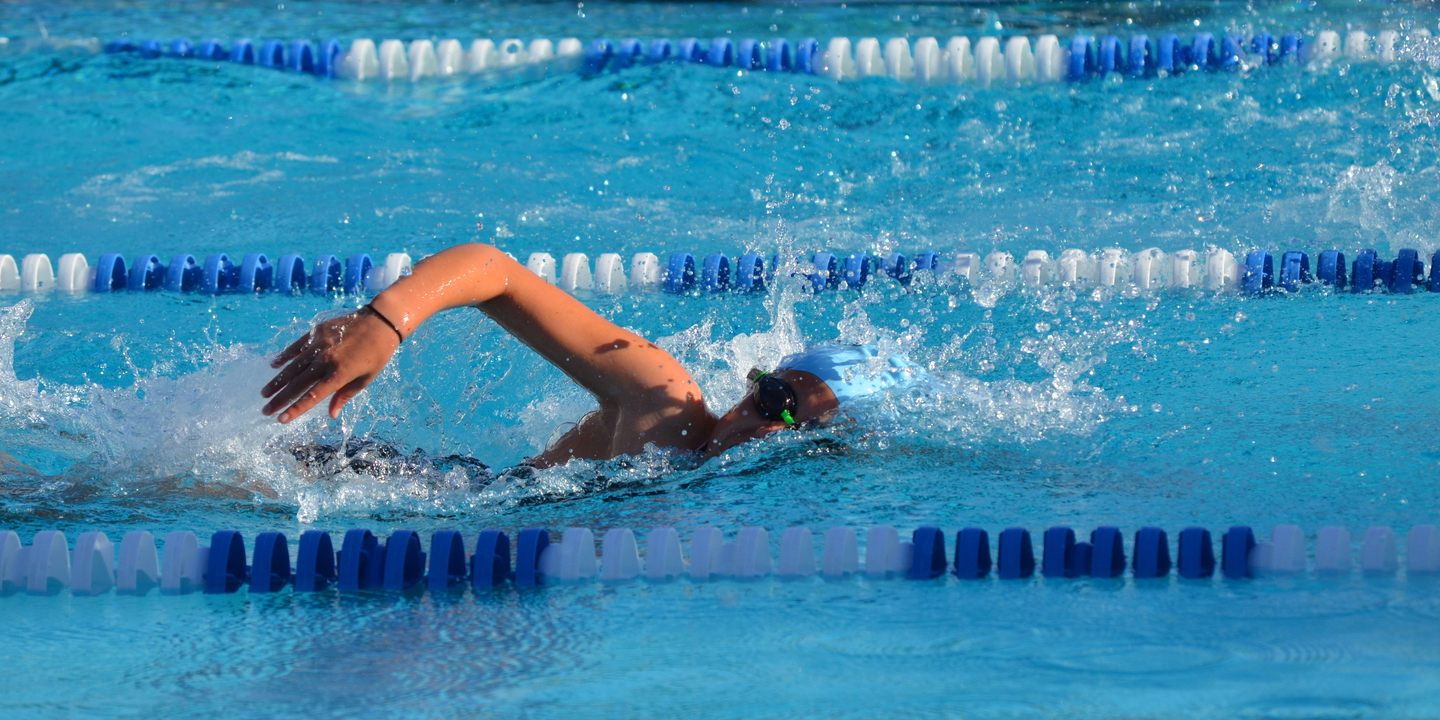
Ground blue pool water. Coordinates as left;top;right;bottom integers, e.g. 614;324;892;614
3;0;1440;717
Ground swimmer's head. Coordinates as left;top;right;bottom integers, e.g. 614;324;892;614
773;345;921;405
700;344;920;458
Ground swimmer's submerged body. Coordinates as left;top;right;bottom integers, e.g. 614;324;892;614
262;243;916;468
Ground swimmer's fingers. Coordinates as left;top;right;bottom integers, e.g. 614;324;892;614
328;375;373;419
279;366;366;423
261;344;320;400
263;362;329;419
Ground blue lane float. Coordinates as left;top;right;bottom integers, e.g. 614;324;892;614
954;527;992;579
1244;251;1274;294
1222;526;1256;580
201;253;237;294
765;38;792;72
614;38;643;69
1191;32;1218;69
514;528;550;588
382;530;427;592
259;39;286;69
795;38;820;74
275;253;307;293
428;530;468;591
1090;526;1126;578
128;254;165;291
1068;36;1096;81
1178;527;1216;579
908;527;947;580
664;252;696;294
646;39;672;64
294;529;337;592
1220;34;1245;70
94;253;127;292
198;39;227;61
471;530;512;589
676;38;703;63
809;252;840;292
288;41;315;73
1281;32;1305;62
1317;250;1347;287
882;252;911;285
239;253;273;293
998;527;1035;579
1127;35;1152;78
701;254;730;293
316;40;343;77
204;530;249;594
310;254;343;296
707;37;734;67
338;528;381;591
1098;35;1125;76
1133;527;1171;579
165;254;202;293
230;38;256;65
1279;251;1310;292
1352;249;1380;293
1156;34;1184;75
583;39;613;74
735;39;761;70
736;253;766;292
1252;33;1277;64
842;254;873;289
1392;248;1423;294
1042;526;1078;578
250;531;291;594
344;253;372;295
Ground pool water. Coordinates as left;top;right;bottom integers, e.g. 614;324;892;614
3;0;1440;717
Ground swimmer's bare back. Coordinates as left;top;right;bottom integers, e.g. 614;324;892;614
261;243;717;468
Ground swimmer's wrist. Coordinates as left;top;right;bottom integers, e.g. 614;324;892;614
362;304;406;343
366;293;421;341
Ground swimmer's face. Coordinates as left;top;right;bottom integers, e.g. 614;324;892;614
700;370;839;459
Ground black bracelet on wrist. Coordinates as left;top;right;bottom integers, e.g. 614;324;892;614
363;304;405;343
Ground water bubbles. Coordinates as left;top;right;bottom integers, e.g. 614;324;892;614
1035;321;1051;332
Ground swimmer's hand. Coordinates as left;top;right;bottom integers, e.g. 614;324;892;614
261;307;400;423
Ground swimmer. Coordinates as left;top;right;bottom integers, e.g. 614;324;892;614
262;243;917;468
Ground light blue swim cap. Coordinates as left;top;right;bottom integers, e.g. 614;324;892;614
774;345;922;405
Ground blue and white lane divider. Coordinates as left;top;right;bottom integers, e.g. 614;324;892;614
2;523;1436;596
4;247;1437;296
521;246;1440;295
101;28;1423;85
0;252;412;295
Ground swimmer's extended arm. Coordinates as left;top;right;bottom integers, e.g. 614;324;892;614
262;243;711;458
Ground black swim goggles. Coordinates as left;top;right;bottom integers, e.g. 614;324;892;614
747;368;798;426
